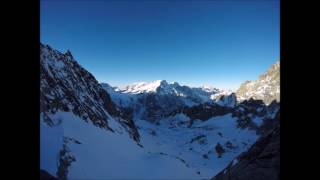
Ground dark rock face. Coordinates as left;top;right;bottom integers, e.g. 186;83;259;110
215;93;237;107
56;137;81;180
184;103;232;121
134;93;187;122
232;98;279;131
203;154;209;159
40;169;58;180
166;103;232;127
189;134;207;145
212;113;280;180
40;43;140;142
41;43;114;129
165;97;279;134
257;110;280;135
215;143;226;158
56;143;76;180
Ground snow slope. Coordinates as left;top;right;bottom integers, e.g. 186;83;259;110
212;112;280;180
135;113;259;179
40;112;200;179
40;115;64;176
41;111;261;179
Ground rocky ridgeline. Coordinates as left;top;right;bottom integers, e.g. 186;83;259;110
236;61;280;105
40;43;140;142
165;97;279;133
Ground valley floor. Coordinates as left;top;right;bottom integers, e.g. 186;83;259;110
41;112;259;179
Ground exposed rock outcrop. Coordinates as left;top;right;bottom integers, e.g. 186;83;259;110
236;61;280;104
212;112;280;180
40;43;140;142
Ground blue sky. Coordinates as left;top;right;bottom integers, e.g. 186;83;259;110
41;0;279;90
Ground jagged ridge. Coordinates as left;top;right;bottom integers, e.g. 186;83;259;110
40;43;139;142
236;61;280;104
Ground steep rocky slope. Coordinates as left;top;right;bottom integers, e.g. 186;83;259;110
236;61;280;104
40;43;139;142
40;169;58;180
212;111;280;180
40;43;142;179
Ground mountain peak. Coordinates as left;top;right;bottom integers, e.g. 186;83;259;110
121;80;170;94
158;80;169;87
172;81;180;86
153;80;168;86
65;50;73;59
199;85;219;92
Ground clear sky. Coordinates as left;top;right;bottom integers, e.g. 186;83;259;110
41;0;279;90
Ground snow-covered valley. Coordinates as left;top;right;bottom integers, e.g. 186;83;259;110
41;111;262;179
40;43;280;180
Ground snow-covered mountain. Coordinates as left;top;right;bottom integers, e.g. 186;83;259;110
40;43;141;179
40;43;140;141
119;80;226;103
40;43;280;180
101;80;235;121
120;80;222;97
236;61;280;104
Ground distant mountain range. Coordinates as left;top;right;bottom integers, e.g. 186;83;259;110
101;80;235;121
40;43;280;180
101;80;231;106
100;61;279;122
101;60;280;108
